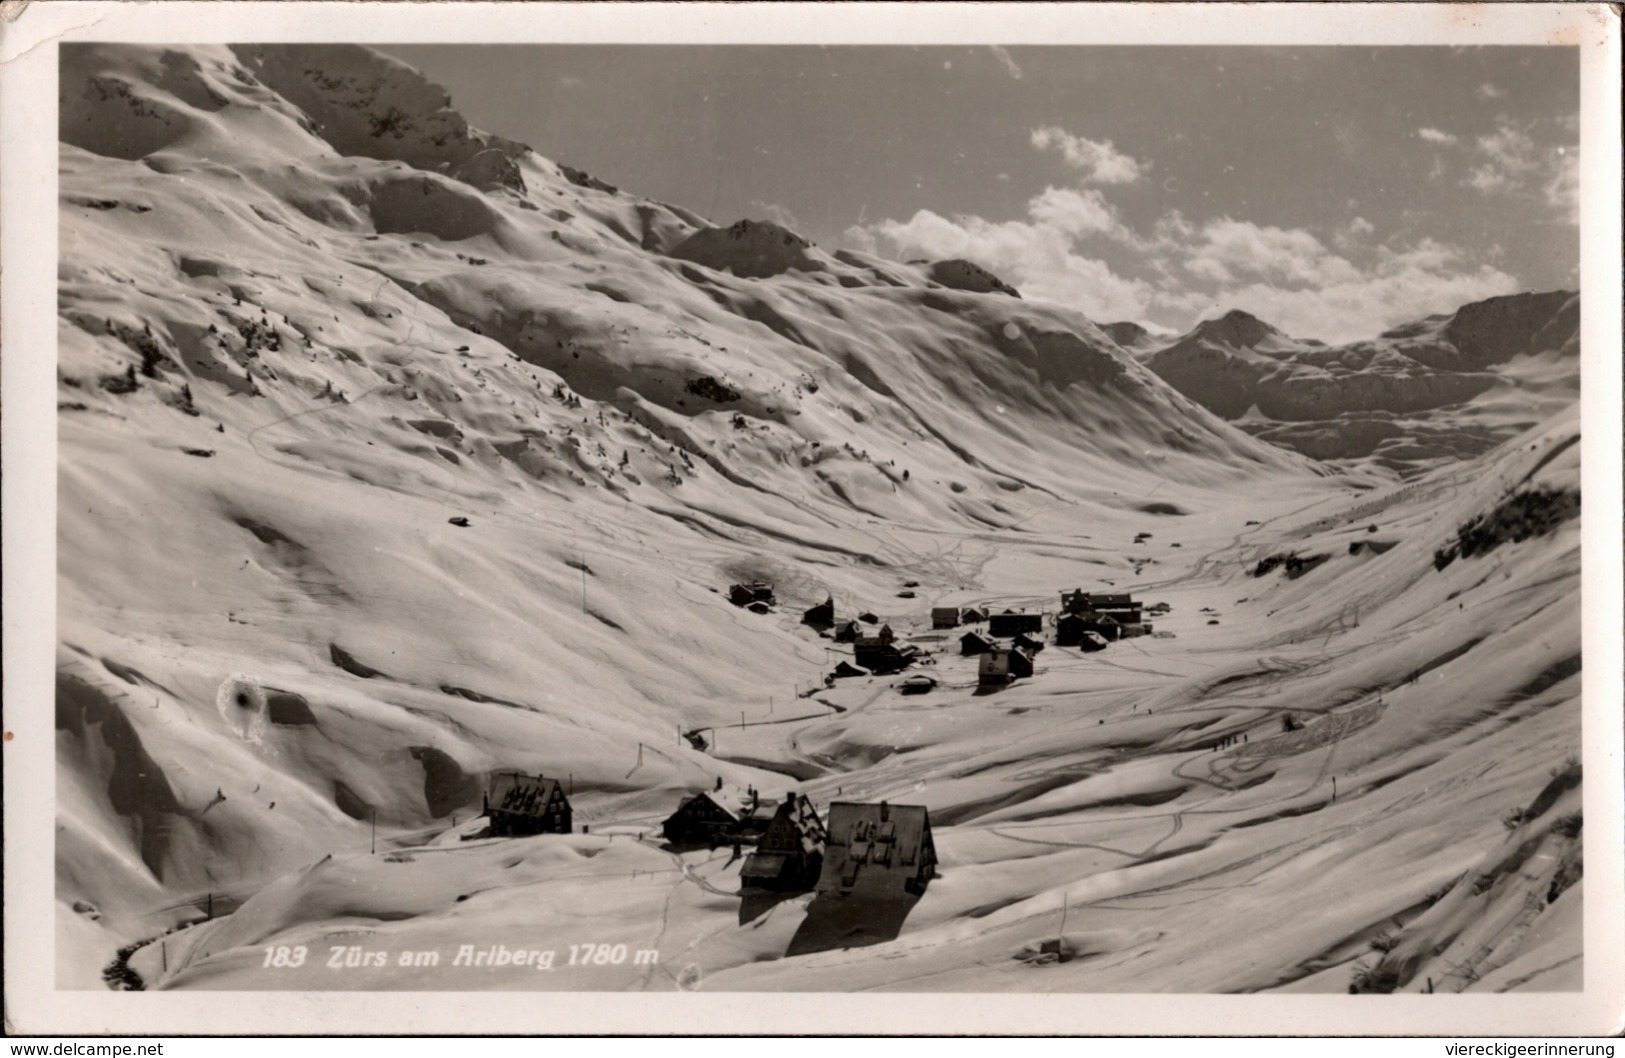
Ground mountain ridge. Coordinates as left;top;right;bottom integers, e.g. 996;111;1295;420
1138;290;1578;473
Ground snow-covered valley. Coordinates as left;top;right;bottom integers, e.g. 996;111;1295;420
53;42;1585;997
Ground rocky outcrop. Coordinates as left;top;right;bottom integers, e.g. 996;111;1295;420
234;44;531;192
668;219;825;279
925;258;1020;298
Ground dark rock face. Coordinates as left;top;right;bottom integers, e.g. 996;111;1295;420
669;219;822;279
926;259;1021;297
233;44;530;193
1443;291;1578;371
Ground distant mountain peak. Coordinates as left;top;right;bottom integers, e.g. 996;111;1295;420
1191;309;1285;349
1102;321;1148;343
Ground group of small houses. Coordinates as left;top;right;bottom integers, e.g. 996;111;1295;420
800;586;1157;687
481;586;1151;900
659;781;937;899
480;770;935;901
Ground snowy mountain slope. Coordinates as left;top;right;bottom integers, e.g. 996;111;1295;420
54;43;1581;996
1139;295;1578;476
121;404;1582;996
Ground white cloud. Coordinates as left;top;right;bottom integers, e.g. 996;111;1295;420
1030;125;1146;185
1182;218;1362;288
749;199;803;232
1477;82;1508;100
1332;216;1376;253
845;179;1524;342
1463;122;1576;223
848;203;1152;322
1417;127;1459;146
1474;125;1540;179
1173;257;1519;343
1465;163;1514;194
990;46;1023;80
1025;186;1117;238
1544;147;1579;224
1465;124;1537;194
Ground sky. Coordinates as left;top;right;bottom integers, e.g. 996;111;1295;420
381;45;1579;342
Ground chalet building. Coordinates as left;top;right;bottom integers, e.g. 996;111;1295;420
833;620;862;643
931;607;960;630
1072;612;1122;641
960;607;988;624
1076;630;1109;652
1061;590;1141;625
1058;612;1124;646
816;801;937;898
960;631;994;656
854;638;916;675
978;647;1034;685
899;674;937;695
988;611;1044;637
741;793;827;893
661;784;769;847
802;596;835;627
485;771;572;836
729;581;775;608
1058;615;1117;650
1056;612;1087;646
1012;632;1045;654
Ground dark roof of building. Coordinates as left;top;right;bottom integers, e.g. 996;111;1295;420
487;771;565;816
740;853;789;879
777;794;828;854
825;801;932;858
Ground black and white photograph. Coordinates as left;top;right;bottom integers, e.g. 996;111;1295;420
4;0;1621;1037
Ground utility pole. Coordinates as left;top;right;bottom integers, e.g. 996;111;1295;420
206;892;213;921
370;808;376;855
